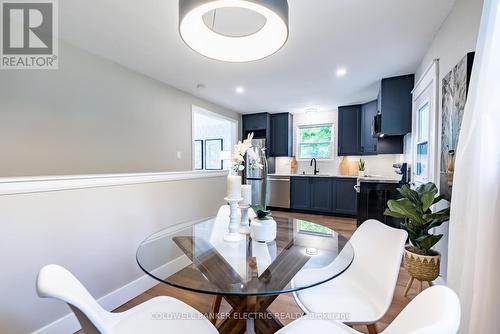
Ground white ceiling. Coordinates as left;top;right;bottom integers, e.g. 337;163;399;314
59;0;456;114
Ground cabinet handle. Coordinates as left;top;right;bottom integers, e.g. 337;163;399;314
374;144;377;151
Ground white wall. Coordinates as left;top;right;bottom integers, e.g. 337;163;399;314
414;0;484;280
0;42;240;177
0;173;227;334
275;110;403;177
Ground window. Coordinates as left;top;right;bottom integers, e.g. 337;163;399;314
415;101;430;180
411;60;438;186
298;124;333;159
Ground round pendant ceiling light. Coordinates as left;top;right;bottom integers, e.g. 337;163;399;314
179;0;289;62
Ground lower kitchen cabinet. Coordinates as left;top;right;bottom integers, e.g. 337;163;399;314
333;178;358;215
290;176;357;216
310;178;333;212
290;177;310;210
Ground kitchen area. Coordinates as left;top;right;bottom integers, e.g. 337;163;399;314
243;74;414;228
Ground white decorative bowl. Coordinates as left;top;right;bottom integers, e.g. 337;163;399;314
250;218;277;242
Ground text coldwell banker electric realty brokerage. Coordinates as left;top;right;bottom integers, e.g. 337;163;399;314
1;0;58;69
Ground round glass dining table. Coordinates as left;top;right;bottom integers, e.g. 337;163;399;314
136;214;354;334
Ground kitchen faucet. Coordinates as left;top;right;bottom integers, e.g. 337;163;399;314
310;158;319;175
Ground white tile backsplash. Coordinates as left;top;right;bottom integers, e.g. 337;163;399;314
276;155;403;177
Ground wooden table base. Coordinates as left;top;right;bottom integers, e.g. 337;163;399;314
215;294;284;334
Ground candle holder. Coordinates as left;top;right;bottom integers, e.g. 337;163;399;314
224;197;245;242
239;204;251;234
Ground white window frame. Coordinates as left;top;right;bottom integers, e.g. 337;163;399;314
411;60;439;186
296;123;333;160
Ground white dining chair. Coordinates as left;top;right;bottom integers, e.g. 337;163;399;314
36;265;218;334
216;204;256;218
278;285;461;334
292;220;407;333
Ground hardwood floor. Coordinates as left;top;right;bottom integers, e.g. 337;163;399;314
76;211;422;334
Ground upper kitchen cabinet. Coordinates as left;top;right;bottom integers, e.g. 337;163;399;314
242;112;270;138
270;113;293;157
375;74;415;136
243;112;293;157
338;105;361;156
360;100;378;155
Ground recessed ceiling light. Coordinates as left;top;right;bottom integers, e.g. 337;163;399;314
305;107;318;113
336;68;347;77
236;86;245;94
179;0;289;62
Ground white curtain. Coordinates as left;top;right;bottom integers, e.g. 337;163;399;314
447;0;500;333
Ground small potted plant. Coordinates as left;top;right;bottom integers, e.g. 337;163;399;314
250;206;276;242
358;159;366;177
384;182;450;286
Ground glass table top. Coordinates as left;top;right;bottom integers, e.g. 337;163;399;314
136;215;354;296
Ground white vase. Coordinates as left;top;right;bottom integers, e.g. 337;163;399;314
250;218;277;242
358;171;365;177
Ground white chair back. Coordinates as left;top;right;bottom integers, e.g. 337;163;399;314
383;285;461;334
216;204;230;217
349;220;407;313
216;204;256;219
36;264;117;333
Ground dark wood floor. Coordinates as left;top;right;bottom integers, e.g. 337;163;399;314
77;211;422;334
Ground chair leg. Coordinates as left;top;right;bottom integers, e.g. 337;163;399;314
404;276;414;297
419;280;423;292
367;323;378;334
210;296;222;325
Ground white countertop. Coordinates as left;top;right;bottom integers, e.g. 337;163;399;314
268;173;401;183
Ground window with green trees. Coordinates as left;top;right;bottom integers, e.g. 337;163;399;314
298;124;333;159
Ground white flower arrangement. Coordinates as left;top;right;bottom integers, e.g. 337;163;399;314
230;132;264;173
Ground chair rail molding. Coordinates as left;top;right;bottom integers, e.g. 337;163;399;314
0;170;228;196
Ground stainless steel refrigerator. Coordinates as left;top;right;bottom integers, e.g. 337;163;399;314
245;138;267;207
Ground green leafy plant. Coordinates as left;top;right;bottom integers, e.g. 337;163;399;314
358;159;366;171
251;205;273;220
384;182;450;255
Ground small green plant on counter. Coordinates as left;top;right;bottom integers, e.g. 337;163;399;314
251;205;273;220
358;159;366;171
384;182;450;255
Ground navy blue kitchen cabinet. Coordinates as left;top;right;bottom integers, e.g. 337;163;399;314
270;113;293;157
242;113;270;141
360;100;378;155
290;177;310;210
333;178;358;215
377;136;404;154
242;113;269;132
376;74;415;136
310;178;333;212
291;176;357;216
338;105;361;156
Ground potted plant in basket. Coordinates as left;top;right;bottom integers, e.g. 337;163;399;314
384;182;450;290
249;206;276;242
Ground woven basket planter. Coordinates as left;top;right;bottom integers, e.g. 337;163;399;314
404;246;440;282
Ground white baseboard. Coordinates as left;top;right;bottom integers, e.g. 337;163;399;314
32;255;191;334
